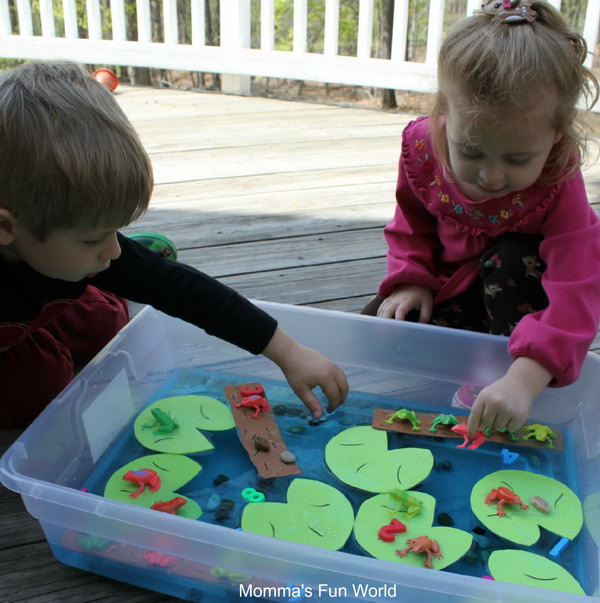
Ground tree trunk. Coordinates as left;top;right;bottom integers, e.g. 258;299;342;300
379;0;397;109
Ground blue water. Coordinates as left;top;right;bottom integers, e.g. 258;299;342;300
77;368;585;601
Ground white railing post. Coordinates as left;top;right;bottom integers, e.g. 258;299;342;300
391;0;408;62
220;0;251;95
191;0;205;46
87;0;102;39
0;0;10;35
40;0;56;37
16;0;33;36
324;0;339;55
261;0;274;51
466;0;480;16
425;0;445;64
110;0;126;41
583;0;600;70
357;0;374;59
163;0;178;44
293;0;307;53
136;0;151;42
63;0;79;38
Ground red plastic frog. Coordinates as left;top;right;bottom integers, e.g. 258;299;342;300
451;422;487;450
378;518;407;543
396;536;443;568
151;496;187;514
235;394;270;418
485;486;529;517
240;384;265;397
122;468;161;498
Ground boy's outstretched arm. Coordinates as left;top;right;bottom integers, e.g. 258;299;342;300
262;327;349;418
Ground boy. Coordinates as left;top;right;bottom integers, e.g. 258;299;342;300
0;61;348;428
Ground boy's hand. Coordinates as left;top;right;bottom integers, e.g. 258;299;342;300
466;357;553;437
377;284;433;322
262;328;349;418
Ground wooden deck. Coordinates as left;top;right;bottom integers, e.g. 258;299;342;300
2;86;600;601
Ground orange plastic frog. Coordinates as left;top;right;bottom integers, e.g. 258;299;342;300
151;496;187;514
484;486;529;517
396;536;443;568
234;395;270;418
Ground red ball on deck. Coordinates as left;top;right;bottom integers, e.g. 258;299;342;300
93;68;119;92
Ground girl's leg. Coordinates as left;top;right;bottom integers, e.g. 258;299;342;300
480;233;548;335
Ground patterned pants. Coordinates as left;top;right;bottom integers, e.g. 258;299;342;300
363;233;548;336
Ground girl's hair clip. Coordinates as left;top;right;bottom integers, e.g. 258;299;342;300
481;1;538;24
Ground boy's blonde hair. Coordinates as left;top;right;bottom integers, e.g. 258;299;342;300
430;0;599;185
0;61;152;240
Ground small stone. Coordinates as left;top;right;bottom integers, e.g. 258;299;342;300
308;418;321;426
441;460;453;471
254;436;270;452
528;454;542;467
288;425;306;435
437;512;454;526
205;492;221;511
257;478;274;488
280;450;296;464
472;526;487;535
213;474;229;486
214;507;230;521
272;404;287;416
220;499;235;511
530;495;551;514
463;550;479;564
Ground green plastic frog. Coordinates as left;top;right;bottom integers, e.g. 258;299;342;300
387;489;423;519
143;408;178;435
385;409;422;431
521;424;557;449
428;413;459;433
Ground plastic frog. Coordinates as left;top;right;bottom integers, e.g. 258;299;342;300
484;486;529;517
521;424;557;449
396;536;443;568
122;468;161;498
151;496;187;514
385;409;422;431
387;489;423;519
483;426;518;442
428;413;459;433
234;395;270;418
143;408;178;435
451;422;487;450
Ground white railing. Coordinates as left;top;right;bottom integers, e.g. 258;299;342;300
0;0;598;107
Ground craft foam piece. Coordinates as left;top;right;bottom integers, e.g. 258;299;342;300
104;453;203;519
134;395;235;454
325;426;433;492
354;491;472;569
549;536;570;558
488;550;584;595
501;449;520;465
470;470;583;546
241;479;354;550
224;384;301;478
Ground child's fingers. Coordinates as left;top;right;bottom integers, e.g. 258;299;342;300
294;385;323;419
466;402;484;438
322;373;348;412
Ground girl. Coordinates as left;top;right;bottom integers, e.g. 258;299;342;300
363;0;600;437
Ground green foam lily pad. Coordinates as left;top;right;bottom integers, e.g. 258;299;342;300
134;395;235;453
488;550;584;595
104;453;202;519
354;491;472;569
241;479;354;550
325;426;433;492
470;470;582;545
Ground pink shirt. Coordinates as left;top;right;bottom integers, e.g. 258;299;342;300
379;116;600;387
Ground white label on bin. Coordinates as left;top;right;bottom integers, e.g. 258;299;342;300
83;369;134;462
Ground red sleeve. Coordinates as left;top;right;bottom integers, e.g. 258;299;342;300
509;171;600;386
378;151;444;297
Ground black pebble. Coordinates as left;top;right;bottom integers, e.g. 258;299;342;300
213;474;229;486
437;512;454;526
472;526;486;535
441;460;453;471
272;404;287;416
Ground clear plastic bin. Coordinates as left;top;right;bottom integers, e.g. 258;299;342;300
1;301;599;602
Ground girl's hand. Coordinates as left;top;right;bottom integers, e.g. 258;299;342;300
466;357;553;437
262;328;349;418
377;284;433;322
